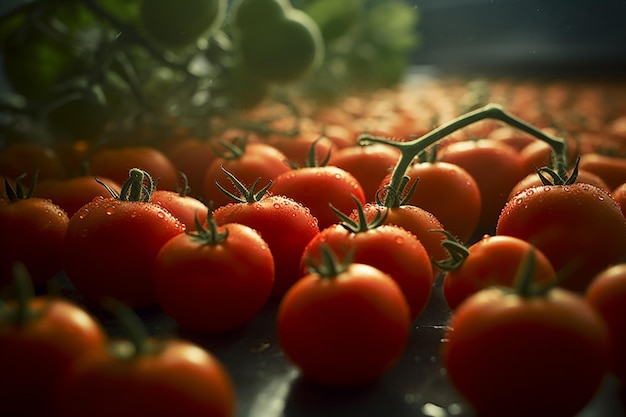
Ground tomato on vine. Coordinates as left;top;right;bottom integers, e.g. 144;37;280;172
277;244;410;386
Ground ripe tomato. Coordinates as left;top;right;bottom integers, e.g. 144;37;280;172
153;212;274;333
151;174;208;231
507;168;611;200
0;141;68;182
301;211;433;321
0;267;106;417
203;139;291;209
586;263;626;383
213;171;319;298
497;183;626;292
379;159;481;243
62;169;185;308
442;284;610;417
440;138;527;237
0;176;69;287
34;175;122;217
88;146;179;191
54;312;236;417
579;152;626;191
277;246;410;386
328;143;401;202
271;165;366;230
164;137;218;197
268;131;336;169
441;234;557;310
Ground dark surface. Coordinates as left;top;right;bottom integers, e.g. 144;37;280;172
56;272;626;417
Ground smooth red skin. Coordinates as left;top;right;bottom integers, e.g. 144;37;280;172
486;126;537;151
300;224;433;321
268;132;336;168
271;166;366;230
213;195;319;298
355;203;449;271
0;142;68;181
0;198;69;287
88;146;179;191
380;161;481;243
586;263;626;382
443;235;557;310
55;340;236;417
507;169;611;200
612;182;626;219
34;176;122;217
579;152;626;191
0;298;106;417
151;189;208;231
202;142;291;209
519;138;579;175
277;263;410;387
497;183;626;292
164;138;218;196
440;139;526;237
62;196;185;308
152;223;274;333
328;144;401;203
442;287;610;417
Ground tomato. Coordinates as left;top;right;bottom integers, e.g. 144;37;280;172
34;175;122;217
54;303;236;417
163;137;218;197
586;263;626;383
277;245;410;386
440;234;557;310
151;173;208;231
62;169;185;308
88;146;179;191
301;208;433;321
213;170;319;298
579;152;626;191
507;168;611;200
0;265;106;417
203;139;291;209
0;176;69;287
232;0;289;29
439;138;527;238
140;0;226;48
268;131;336;169
486;125;537;151
441;283;610;417
497;182;626;292
153;209;274;333
328;143;401;203
0;141;68;182
519;136;579;175
378;159;481;243
271;164;365;230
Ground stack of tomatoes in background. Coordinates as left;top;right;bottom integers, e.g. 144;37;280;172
2;0;626;416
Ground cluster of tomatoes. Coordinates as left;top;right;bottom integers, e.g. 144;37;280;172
1;76;626;416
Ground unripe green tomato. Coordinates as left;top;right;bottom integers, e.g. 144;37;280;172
238;9;324;84
139;0;226;48
232;0;290;30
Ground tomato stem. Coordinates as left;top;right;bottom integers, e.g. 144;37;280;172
306;243;352;279
187;204;229;245
102;298;152;357
10;263;37;326
358;104;568;208
430;229;470;271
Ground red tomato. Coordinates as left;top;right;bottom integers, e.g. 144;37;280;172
586;263;626;382
164;137;218;197
379;160;481;243
507;169;611;200
153;216;274;333
213;174;319;298
267;131;336;168
0;274;106;417
579;152;626;191
34;175;122;217
203;140;291;208
0;141;68;181
278;249;410;386
442;285;610;417
440;138;527;237
88;146;179;191
519;137;579;175
486;125;537;151
271;165;366;230
62;169;185;308
328;143;401;202
497;183;626;292
300;219;433;321
151;178;208;231
441;234;557;310
0;177;69;287
55;338;236;417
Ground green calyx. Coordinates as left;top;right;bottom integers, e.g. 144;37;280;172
285;135;332;169
97;168;155;202
215;165;272;203
211;135;248;160
0;263;41;326
331;194;388;233
3;172;37;201
430;229;470;271
306;243;353;279
186;203;229;246
534;155;581;186
101;297;159;359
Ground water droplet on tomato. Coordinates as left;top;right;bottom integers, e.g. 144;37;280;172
157;211;165;219
526;189;534;196
333;173;342;180
543;186;551;192
515;198;523;205
273;203;281;209
394;236;404;244
106;205;117;215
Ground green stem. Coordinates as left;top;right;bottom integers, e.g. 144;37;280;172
102;298;151;357
358;103;567;208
